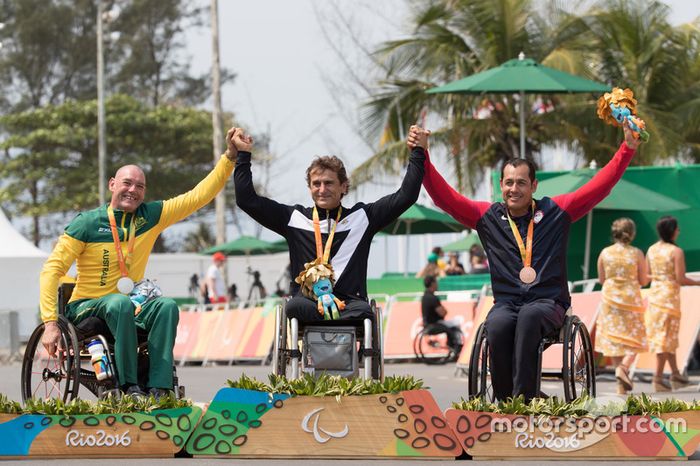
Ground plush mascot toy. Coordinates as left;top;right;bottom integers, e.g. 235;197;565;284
597;87;650;142
312;277;345;320
295;259;346;320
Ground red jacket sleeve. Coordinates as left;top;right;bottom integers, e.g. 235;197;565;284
422;150;490;229
552;142;636;222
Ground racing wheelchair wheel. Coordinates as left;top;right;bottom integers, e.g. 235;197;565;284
272;304;289;377
467;322;494;401
413;324;453;365
21;315;80;402
562;315;596;401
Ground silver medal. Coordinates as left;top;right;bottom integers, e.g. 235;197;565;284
117;277;134;294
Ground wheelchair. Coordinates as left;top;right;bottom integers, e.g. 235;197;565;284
271;299;384;380
468;309;595;402
21;283;184;402
413;322;464;365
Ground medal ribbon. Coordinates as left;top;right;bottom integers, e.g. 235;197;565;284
506;201;535;268
107;206;136;279
312;206;342;263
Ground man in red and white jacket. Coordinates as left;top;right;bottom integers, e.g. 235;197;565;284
411;123;642;401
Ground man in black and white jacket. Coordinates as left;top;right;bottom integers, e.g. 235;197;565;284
230;126;428;322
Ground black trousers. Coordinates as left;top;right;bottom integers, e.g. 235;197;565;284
484;299;565;401
285;294;373;322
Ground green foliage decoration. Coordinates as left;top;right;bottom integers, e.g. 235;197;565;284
226;373;425;397
0;393;191;416
453;392;700;417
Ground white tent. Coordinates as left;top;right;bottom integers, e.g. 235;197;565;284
0;210;47;338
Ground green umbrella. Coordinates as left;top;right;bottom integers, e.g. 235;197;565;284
381;204;465;235
536;170;690;279
426;53;609;157
382;203;466;275
269;239;289;251
441;233;482;253
201;235;288;256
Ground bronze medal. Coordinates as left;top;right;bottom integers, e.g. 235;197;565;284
519;266;537;284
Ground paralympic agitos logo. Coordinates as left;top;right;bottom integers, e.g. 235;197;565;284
301;407;349;443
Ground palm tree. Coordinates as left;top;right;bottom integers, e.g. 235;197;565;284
357;0;588;193
357;0;700;191
557;0;700;165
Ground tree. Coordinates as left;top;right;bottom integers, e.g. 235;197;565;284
358;0;574;193
0;94;218;244
110;0;234;107
0;0;99;111
0;0;233;111
557;0;700;165
357;0;700;192
179;222;215;253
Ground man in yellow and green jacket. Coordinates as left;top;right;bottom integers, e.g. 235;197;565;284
40;128;239;396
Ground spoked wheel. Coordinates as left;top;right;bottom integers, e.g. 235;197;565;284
21;316;80;402
272;305;288;377
414;329;453;365
468;323;494;401
562;316;596;401
370;302;384;381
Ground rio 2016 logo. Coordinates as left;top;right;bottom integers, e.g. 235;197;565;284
65;430;132;447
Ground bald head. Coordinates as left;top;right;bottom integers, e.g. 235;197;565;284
114;165;145;180
109;164;146;212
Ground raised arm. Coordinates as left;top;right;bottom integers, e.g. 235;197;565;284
232;128;291;235
405;126;489;229
159;127;237;227
553;123;640;222
365;144;425;231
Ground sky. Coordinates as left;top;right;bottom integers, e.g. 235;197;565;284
186;0;408;207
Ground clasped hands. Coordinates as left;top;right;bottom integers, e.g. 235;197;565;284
406;125;431;150
225;127;254;161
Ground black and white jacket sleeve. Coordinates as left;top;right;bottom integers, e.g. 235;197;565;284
234;151;292;235
365;147;426;232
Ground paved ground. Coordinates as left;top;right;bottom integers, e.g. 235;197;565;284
2;360;700;464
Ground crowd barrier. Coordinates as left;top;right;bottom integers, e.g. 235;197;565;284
382;291;479;360
174;299;280;365
172;287;700;374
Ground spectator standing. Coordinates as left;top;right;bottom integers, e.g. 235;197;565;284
206;252;228;303
595;218;648;394
646;216;700;391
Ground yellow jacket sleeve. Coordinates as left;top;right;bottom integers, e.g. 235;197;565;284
159;154;235;227
39;234;85;322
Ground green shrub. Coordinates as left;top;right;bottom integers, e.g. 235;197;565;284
226;373;424;396
453;393;700;417
0;393;191;415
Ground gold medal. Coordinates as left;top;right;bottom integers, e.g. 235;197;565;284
519;266;537;284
